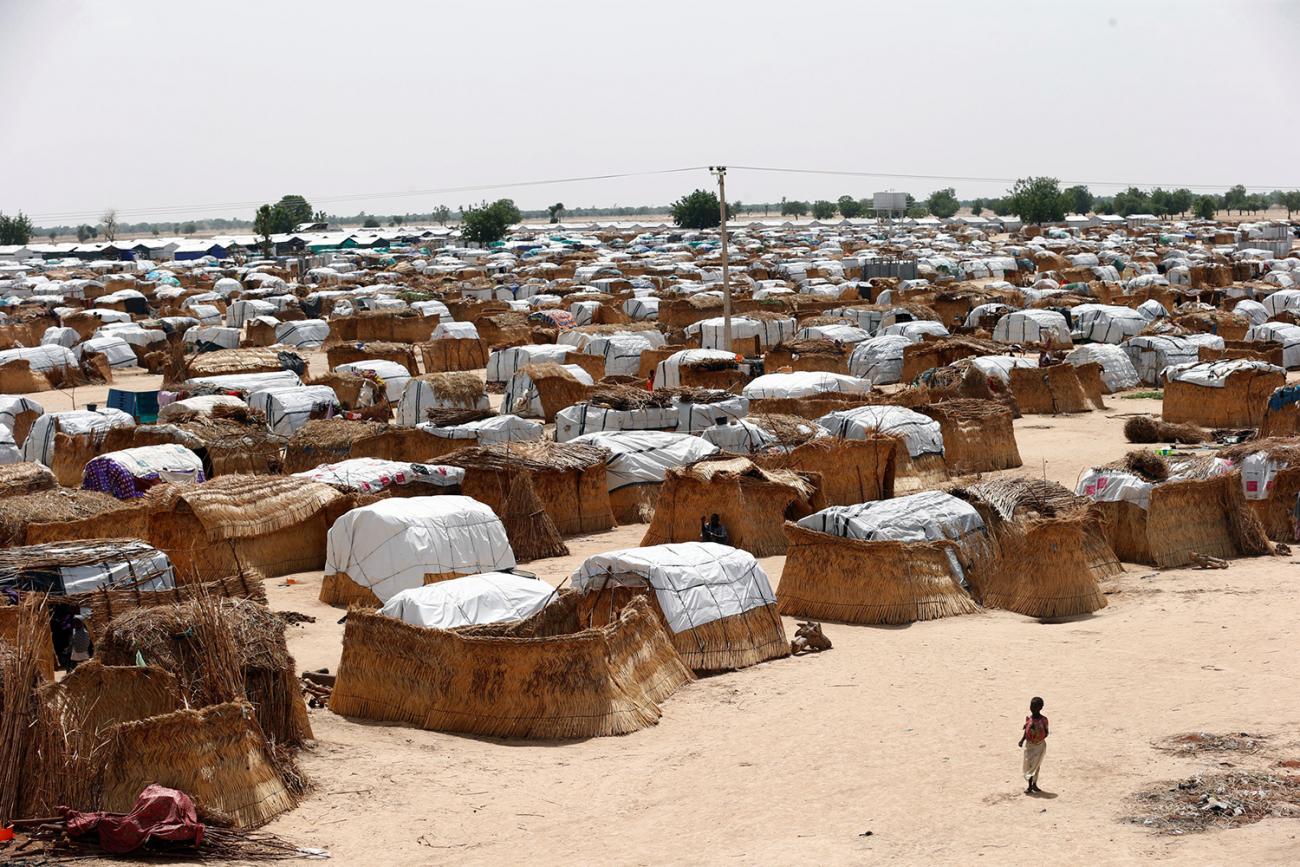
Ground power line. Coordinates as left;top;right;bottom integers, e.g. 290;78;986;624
727;165;1298;192
26;166;709;222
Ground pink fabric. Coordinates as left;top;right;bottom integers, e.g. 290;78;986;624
63;785;204;854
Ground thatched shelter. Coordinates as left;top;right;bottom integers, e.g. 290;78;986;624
570;543;789;673
762;338;851;374
183;346;299;380
1009;364;1091;414
567;431;718;524
140;406;284;477
1161;360;1285;429
330;310;437;345
900;336;1003;382
501;363;593;422
397;372;489;426
754;435;897;506
0;462;57;498
438;441;614;536
776;492;987;625
144;475;347;580
1260;386;1300;438
418;337;489;372
640;458;818;556
918;399;1022;474
1220;438;1300;541
0;603;57;681
952;478;1117;619
816;405;949;493
96;597;312;748
0;489;147;547
282;419;438;473
326;341;419;375
1076;459;1271;567
329;594;693;739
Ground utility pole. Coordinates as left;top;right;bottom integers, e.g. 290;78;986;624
711;165;732;352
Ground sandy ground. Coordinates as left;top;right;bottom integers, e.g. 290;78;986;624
37;363;1300;865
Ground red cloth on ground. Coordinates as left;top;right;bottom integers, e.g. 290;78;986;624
62;784;204;854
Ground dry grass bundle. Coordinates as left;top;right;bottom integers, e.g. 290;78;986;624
442;440;608;474
100;701;298;829
0;599;46;822
0;462;57;497
423;406;496;427
659;386;733;404
749;413;825;447
0;488;134;547
777;522;980;625
1124;770;1300;836
185;347;292;379
1122;450;1169;481
756;436;897;506
919;399;1022;474
155;474;343;542
329;595;693;739
775;337;847;356
586;385;672;411
1123;415;1210;445
502;474;569;562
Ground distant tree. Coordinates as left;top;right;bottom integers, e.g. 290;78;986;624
990;197;1014;217
1007;177;1065;225
87;225;98;240
363;217;381;228
811;200;837;220
432;205;451;225
150;225;159;237
728;201;743;220
76;224;91;243
1094;197;1115;215
1170;188;1194;217
1112;186;1151;217
969;198;984;217
47;228;58;242
837;195;863;219
1283;191;1300;219
1247;193;1269;213
253;204;277;254
100;209;118;241
392;215;404;225
779;200;809;218
275;195;314;228
905;204;930;218
547;202;565;223
1063;185;1094;215
669;189;722;229
926;188;960;219
460;199;518;245
311;209;328;223
1224;184;1249;215
181;221;196;235
0;212;34;245
1195;195;1218;221
1150;188;1174;218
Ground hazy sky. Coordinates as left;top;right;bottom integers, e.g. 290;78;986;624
2;0;1297;225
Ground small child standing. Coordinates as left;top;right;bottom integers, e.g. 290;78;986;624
1017;696;1049;794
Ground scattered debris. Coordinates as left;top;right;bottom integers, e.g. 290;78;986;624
276;611;318;627
1155;732;1270;756
1190;552;1229;570
790;621;832;655
1125;771;1300;835
300;669;335;708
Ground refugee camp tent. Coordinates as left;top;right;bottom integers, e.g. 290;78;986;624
816;404;947;491
247;384;341;436
378;572;556;629
1161;359;1285;428
992;310;1072;346
1065;344;1140;393
847;335;910;384
294;457;465;495
1244;322;1300;369
334;359;411;402
741;371;872;400
570;542;789;672
397;372;490;426
321;495;516;606
82;443;205;498
1122;334;1225;386
569;430;719;523
1070;304;1148;344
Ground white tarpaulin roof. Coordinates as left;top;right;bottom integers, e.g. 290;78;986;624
1070;304;1148;344
325;496;516;603
797;490;984;543
89;443;204;483
653;349;738;389
275;319;330;348
398;377;490;426
816;405;943;457
23;408;134;466
848;335;910;383
742;371;871;400
295;458;464;494
335;359;411;402
0;395;42;435
992;309;1072;346
486;344;570;382
570;430;718;490
418;414;543;444
0;344;77;372
248;385;340;435
1162;359;1283;388
379;572;555;630
185;370;302;395
570;542;776;633
1065;344;1140;392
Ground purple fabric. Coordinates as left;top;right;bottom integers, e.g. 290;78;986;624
82;457;205;500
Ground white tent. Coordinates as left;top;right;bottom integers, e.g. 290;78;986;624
570;430;718;491
183;326;241;349
1070;304;1148;344
486;344;570;383
247;385;340;435
1123;334;1225;385
22;407;134;466
80;335;137;368
335;359;411;402
848;335;910;384
1244;322;1300;369
1233;299;1268;326
686;315;796;350
653;349;739;389
794;323;872;345
418;414;543;446
275;319;330;349
184;369;302;396
570;542;776;634
324;496;516;603
379;572;555;629
741;371;871;400
700;418;779;454
798;490;984;543
0;395;42;442
816;405;944;458
0;344;78;373
501;363;594;419
992;310;1072;346
1065;344;1141;393
582;334;660;377
397;377;490;426
879;320;949;342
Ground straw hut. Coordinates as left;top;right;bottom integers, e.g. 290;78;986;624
816;405;948;493
1161;360;1285;429
321;496;516;606
306;370;389;418
82;443;205;499
0;489;148;547
1009;364;1091;414
439;441;614;536
182;346;300;381
1073;361;1108;410
570;542;790;672
777;491;986;625
918;399;1022;474
1220;438;1300;541
142;405;284;477
952;478;1117;618
762;338;851;374
97;597;312;747
568;431;719;523
398;372;490;427
328;309;437;345
0;462;57;498
1076;456;1271;567
0;603;57;681
1260;386;1300;438
640;458;818;556
418;336;489;372
22;409;139;486
65;569;267;641
326;341;419;375
653;349;745;390
144;475;347;580
1064;344;1140;393
99;701;299;829
501;363;593;422
754;436;897;506
329;593;692;739
282;419;439;473
900;336;1003;382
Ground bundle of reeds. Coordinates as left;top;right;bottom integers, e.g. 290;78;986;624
0;489;131;547
586;385;672;411
1123;415;1209;445
0;599;46;822
1122;449;1169;481
0;463;57;498
658;386;733;404
423;371;487;406
502;474;569;562
423;406;496;427
749;413;824;447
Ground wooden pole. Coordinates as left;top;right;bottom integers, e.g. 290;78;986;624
713;166;732;352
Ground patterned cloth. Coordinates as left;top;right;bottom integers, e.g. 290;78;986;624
83;457;205;499
1023;714;1049;744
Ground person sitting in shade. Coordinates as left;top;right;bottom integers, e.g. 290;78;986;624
700;513;730;545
